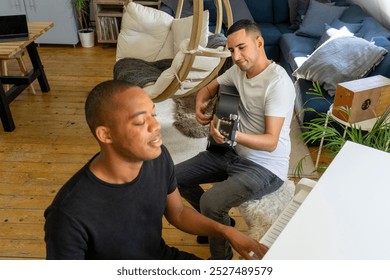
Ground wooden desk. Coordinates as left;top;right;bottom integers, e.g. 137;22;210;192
264;141;390;259
0;22;53;132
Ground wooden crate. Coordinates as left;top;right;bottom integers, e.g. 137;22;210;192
333;75;390;123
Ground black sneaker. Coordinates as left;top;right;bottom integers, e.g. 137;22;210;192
196;218;236;244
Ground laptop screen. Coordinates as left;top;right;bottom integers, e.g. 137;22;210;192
0;14;29;41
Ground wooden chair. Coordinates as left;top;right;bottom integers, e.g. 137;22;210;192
0;50;36;94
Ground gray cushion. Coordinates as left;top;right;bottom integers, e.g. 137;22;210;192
315;24;354;49
296;0;348;37
288;0;333;29
293;36;388;96
358;17;390;41
315;19;362;48
329;18;363;33
372;36;390;48
339;4;366;23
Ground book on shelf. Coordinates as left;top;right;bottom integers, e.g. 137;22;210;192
98;16;121;41
113;17;119;38
98;17;105;40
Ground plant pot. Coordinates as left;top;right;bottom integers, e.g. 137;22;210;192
78;28;95;48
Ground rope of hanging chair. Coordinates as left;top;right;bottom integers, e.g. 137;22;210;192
173;71;185;90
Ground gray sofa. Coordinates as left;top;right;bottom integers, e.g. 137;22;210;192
278;2;390;125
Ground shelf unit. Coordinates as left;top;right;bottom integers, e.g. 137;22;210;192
94;0;161;44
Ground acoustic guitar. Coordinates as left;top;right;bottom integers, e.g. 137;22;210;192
206;85;240;152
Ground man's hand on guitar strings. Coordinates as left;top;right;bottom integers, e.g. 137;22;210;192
210;121;227;144
196;102;213;125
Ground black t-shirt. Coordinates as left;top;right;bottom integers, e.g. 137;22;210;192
44;145;180;259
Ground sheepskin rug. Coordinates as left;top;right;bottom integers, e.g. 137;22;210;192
238;180;296;241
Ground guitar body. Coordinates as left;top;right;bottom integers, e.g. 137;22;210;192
207;85;240;152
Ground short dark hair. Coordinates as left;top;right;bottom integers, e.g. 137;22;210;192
227;19;262;37
85;80;136;137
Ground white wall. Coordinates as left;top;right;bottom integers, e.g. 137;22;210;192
349;0;390;30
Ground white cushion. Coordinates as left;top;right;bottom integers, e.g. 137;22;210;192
155;30;174;60
157;10;209;60
145;39;222;99
144;43;186;99
116;2;174;62
172;10;209;54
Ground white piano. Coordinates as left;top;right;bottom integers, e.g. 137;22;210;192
260;141;390;259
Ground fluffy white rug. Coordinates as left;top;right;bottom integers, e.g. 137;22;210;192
238;180;296;241
156;99;207;164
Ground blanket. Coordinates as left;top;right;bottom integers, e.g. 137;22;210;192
113;58;173;87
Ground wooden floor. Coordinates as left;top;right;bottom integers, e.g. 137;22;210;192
0;44;329;260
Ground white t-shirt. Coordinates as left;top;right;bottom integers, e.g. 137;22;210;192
217;62;295;180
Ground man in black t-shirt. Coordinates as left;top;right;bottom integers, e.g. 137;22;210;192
44;80;267;260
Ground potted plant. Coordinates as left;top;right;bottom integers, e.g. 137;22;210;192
294;81;390;176
74;0;95;47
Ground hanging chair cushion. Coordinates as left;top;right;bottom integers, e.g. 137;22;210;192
156;10;210;61
116;2;174;62
116;2;210;63
172;10;209;54
144;38;226;99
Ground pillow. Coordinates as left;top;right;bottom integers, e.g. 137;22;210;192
223;0;254;26
116;2;174;61
293;36;388;96
315;19;362;48
358;17;390;41
288;0;333;29
315;24;354;49
172;10;209;54
296;0;348;37
155;31;174;60
372;36;390;48
339;4;366;23
329;18;363;33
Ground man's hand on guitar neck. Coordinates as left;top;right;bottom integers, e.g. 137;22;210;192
195;102;213;125
196;80;220;125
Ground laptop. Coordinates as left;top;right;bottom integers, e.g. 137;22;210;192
0;14;29;42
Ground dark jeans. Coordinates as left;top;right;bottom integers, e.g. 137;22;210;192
175;149;284;260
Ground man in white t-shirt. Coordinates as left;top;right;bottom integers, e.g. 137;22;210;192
175;19;296;260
